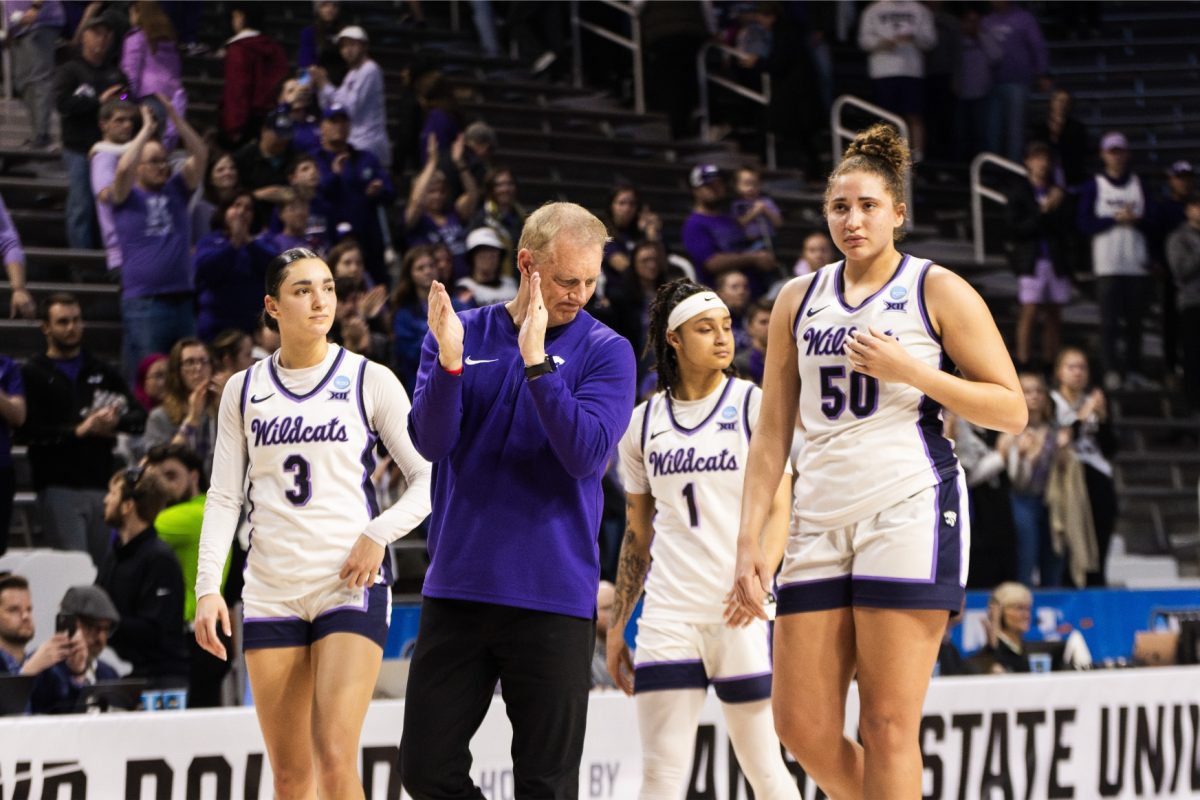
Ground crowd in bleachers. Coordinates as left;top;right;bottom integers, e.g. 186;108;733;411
1;0;1198;710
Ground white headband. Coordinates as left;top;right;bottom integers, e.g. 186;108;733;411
668;291;729;331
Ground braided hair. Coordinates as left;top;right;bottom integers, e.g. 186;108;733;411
646;278;734;394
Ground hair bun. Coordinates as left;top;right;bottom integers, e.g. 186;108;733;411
843;123;911;182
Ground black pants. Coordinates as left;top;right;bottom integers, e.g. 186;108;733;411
0;468;13;556
399;598;594;799
1180;306;1200;411
1097;275;1149;377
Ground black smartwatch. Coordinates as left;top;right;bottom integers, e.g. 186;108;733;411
524;356;557;381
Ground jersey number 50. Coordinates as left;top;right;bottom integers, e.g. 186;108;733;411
818;366;879;419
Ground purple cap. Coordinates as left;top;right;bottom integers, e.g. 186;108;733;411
1167;160;1194;177
689;164;721;188
323;104;351;121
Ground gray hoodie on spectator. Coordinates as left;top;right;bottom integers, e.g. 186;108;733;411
1166;222;1200;311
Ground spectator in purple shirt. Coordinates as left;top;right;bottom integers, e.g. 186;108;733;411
400;203;636;799
121;1;186;151
110;99;208;383
193;192;277;341
1;192;35;319
681;164;778;291
405;134;476;280
981;0;1051;163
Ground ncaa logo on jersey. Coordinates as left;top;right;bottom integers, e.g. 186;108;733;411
943;510;957;527
721;406;738;419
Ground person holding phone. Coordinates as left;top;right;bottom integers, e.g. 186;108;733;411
143;338;221;477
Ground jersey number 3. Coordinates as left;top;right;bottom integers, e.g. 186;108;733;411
819;366;879;419
283;454;312;506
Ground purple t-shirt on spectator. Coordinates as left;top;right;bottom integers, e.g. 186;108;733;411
113;172;193;299
981;5;1048;85
731;196;781;244
681;211;749;286
0;356;24;469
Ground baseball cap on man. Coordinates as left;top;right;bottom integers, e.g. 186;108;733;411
1167;161;1194;177
265;107;294;137
689;164;722;188
337;25;369;43
1100;132;1128;152
60;586;120;625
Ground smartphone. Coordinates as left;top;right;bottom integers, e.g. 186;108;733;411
55;612;77;637
296;68;312;88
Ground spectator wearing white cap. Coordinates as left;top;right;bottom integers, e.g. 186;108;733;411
310;25;391;169
455;227;517;307
1076;132;1155;391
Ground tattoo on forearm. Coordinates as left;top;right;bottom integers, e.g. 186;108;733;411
611;523;650;629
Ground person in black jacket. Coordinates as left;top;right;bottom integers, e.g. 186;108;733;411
53;16;128;250
96;466;188;687
18;293;146;564
1005;141;1076;371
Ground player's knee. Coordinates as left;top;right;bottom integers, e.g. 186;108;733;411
857;704;914;754
272;766;314;799
312;730;356;774
775;711;833;768
641;753;689;800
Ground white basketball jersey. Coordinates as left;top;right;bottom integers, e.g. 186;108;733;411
792;256;958;531
620;377;760;623
238;346;381;600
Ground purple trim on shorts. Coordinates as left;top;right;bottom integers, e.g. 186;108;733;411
712;671;772;704
834;254;910;314
267;346;347;402
243;617;309;650
915;260;940;343
666;377;733;435
777;575;852;614
850;577;963;613
792;269;826;339
640;395;653;451
634;659;708;693
239;362;254;416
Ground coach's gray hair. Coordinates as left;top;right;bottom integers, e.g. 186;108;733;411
517;202;609;258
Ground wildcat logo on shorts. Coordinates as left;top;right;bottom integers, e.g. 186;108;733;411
943;510;957;527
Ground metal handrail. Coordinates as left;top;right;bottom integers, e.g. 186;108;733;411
696;42;774;169
1;12;12;100
969;152;1026;264
830;95;913;230
569;0;644;114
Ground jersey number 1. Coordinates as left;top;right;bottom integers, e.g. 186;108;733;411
682;483;699;528
819;366;879;419
283;454;312;506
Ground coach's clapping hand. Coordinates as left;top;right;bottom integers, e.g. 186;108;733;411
518;272;548;366
341;535;385;590
195;594;232;661
428;280;464;372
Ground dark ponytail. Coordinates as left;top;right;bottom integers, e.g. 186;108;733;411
261;247;322;332
646;278;716;394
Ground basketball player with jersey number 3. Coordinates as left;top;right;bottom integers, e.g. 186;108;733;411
194;248;431;799
729;124;1027;799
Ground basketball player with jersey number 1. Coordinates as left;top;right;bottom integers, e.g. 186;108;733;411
608;278;799;800
194;248;431;799
729;124;1027;799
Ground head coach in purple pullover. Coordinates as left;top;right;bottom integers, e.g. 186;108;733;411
401;202;637;798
